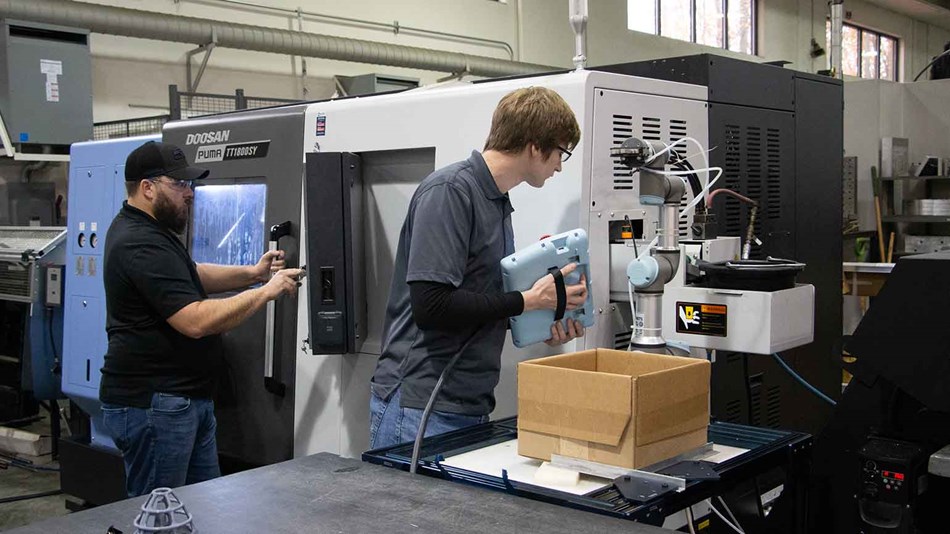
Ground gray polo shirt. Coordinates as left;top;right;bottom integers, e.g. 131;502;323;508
371;150;515;415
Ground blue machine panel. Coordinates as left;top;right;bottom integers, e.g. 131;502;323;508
501;229;594;348
26;263;65;401
63;135;159;451
63;294;104;394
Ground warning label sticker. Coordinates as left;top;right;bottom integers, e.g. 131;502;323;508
675;302;727;337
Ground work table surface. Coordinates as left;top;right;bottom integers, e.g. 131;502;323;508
9;452;667;533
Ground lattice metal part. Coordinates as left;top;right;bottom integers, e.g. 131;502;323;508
134;487;197;534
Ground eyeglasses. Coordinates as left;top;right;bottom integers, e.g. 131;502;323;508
149;177;195;191
557;145;573;163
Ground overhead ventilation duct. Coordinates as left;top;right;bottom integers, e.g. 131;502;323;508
0;0;555;78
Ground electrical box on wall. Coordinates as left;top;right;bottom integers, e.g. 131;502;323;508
0;20;93;153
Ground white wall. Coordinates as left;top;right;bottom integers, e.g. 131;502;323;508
72;0;950;122
8;0;950;227
842;78;950;335
87;0;522;121
827;0;950;81
845;79;950;231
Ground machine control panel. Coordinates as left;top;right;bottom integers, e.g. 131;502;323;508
858;438;926;505
45;265;63;307
861;460;909;502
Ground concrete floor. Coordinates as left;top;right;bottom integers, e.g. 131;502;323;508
0;415;69;531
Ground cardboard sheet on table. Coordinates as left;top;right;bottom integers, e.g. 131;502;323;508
440;438;750;496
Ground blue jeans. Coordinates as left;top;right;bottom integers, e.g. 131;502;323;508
368;387;489;450
101;393;221;497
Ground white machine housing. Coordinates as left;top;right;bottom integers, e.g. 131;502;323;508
291;70;709;458
656;236;815;355
663;283;815;354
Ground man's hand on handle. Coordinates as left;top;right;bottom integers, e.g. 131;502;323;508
263;268;304;300
521;262;588;312
253;250;287;283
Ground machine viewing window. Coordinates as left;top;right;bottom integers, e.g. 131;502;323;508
190;181;267;267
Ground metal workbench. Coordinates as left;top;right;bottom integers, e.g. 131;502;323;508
7;452;664;534
364;418;813;532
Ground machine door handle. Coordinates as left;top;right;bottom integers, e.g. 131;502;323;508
264;221;291;396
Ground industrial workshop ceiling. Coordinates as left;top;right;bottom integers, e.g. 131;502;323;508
864;0;950;31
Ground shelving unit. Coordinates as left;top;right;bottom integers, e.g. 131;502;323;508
880;175;950;256
880;175;950;181
883;215;950;223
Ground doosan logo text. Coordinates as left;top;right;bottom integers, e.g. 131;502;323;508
185;130;230;145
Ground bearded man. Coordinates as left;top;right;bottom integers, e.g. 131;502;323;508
99;141;303;496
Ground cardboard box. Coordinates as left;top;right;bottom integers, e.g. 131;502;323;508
518;349;710;469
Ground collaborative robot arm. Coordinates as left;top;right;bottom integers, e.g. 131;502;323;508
611;138;686;351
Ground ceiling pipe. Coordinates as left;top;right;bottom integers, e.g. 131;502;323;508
0;0;555;78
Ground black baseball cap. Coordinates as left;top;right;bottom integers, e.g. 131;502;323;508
124;141;210;182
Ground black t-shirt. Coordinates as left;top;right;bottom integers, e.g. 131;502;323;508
99;202;223;408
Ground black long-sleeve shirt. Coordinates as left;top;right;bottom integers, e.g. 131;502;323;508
409;281;523;330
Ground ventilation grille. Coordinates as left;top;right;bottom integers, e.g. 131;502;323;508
718;123;786;259
749;379;763;427
611;115;635;190
724;399;743;424
670;119;688;142
766;385;782;428
669;119;691;239
746;127;764;259
614;329;631;350
766;128;782;220
749;378;782;428
610;114;693;210
0;266;31;300
723;125;743;237
641;116;662;141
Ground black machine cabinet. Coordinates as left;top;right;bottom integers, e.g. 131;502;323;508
857;438;928;533
810;253;950;532
165;104;308;467
0;301;39;423
595;55;843;437
304;152;366;355
58;437;126;508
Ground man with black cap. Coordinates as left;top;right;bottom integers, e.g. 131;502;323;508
99;140;303;497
